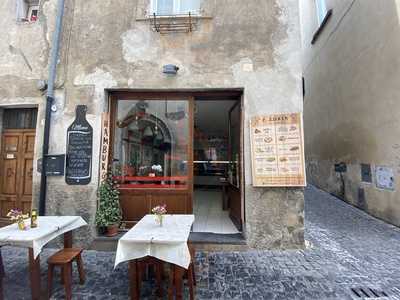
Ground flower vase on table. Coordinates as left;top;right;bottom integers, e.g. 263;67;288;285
152;204;167;227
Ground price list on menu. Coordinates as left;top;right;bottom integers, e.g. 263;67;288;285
250;113;306;187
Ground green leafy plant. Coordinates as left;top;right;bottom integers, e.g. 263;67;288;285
95;173;122;227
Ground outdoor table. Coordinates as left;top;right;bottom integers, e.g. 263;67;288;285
115;214;195;300
0;216;87;300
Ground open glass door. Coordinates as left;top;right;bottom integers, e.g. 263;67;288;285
228;101;243;231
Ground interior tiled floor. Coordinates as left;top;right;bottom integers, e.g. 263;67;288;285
193;188;239;234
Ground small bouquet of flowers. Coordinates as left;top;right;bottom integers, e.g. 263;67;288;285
151;204;167;227
151;165;163;176
7;209;29;230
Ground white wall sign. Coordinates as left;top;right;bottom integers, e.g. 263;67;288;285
375;166;395;190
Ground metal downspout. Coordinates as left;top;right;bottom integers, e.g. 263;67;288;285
38;0;66;216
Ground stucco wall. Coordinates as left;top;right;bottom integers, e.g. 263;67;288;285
301;0;400;226
0;0;304;248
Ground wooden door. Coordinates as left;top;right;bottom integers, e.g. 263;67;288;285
0;130;35;217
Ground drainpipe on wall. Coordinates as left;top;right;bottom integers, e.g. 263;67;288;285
38;0;66;216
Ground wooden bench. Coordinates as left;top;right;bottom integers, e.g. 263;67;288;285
47;248;85;300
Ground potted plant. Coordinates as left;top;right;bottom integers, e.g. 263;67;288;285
95;173;122;237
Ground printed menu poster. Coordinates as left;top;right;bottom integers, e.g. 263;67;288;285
250;113;306;187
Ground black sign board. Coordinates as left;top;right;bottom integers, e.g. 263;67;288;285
334;162;347;173
37;155;65;176
65;105;93;185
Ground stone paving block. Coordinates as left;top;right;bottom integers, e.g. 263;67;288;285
2;185;400;299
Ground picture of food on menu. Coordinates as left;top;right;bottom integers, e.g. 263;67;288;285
250;113;305;187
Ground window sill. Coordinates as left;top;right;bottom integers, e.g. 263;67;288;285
136;14;212;21
16;20;39;25
311;9;332;45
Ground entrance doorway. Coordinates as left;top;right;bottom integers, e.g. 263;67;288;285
193;100;242;233
0;108;37;220
109;90;244;232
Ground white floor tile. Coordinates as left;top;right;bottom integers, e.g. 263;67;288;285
193;188;240;234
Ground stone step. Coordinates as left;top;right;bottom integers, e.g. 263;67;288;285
89;232;248;252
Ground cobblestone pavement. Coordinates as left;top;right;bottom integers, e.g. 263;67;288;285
2;185;400;299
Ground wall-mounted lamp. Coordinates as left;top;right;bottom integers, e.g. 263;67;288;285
37;79;48;91
163;64;179;75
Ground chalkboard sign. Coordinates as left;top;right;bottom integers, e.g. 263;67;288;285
66;105;93;185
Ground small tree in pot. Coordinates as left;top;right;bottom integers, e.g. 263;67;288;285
95;173;122;237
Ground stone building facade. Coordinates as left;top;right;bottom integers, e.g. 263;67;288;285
0;0;304;248
301;0;400;226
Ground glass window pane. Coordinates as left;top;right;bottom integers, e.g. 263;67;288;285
113;99;189;189
156;0;174;15
179;0;200;14
315;0;327;24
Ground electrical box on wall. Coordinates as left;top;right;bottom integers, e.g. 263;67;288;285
361;164;372;183
37;155;65;176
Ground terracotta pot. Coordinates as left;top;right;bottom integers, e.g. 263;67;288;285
106;224;119;237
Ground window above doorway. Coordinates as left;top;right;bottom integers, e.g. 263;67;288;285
150;0;201;16
3;108;37;129
315;0;327;25
16;0;40;23
311;0;332;44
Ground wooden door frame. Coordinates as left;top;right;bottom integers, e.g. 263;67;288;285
107;90;245;228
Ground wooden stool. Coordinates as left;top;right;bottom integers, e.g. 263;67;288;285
137;257;164;298
47;248;85;300
168;244;196;300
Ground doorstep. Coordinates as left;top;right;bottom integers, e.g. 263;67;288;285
189;232;249;252
90;232;248;252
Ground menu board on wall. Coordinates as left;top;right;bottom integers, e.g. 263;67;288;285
250;113;306;187
65;105;93;185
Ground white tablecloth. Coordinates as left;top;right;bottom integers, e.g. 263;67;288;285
115;214;194;269
0;216;87;258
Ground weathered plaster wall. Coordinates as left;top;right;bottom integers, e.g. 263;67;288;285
301;0;400;226
0;0;304;248
0;0;55;212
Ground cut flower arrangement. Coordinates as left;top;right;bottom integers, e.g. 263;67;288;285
152;204;167;226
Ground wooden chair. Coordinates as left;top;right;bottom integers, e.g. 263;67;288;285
47;248;85;300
